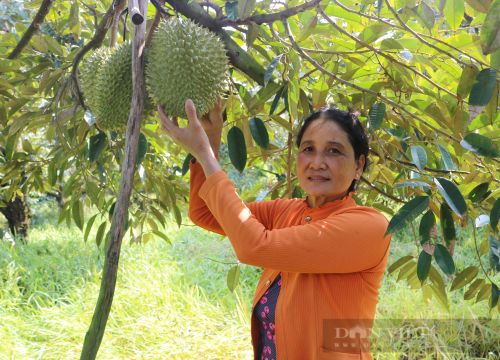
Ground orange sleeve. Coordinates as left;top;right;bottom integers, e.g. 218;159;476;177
188;158;280;235
198;169;392;273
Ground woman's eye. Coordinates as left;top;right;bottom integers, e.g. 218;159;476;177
328;148;340;154
303;147;312;152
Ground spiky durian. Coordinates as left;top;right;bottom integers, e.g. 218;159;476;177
80;47;112;112
146;18;229;118
92;42;133;131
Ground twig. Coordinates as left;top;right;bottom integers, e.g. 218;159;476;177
317;7;456;99
219;0;321;26
199;1;223;18
383;0;470;67
332;0;488;68
282;18;462;144
110;0;127;47
145;9;162;49
360;176;405;203
8;0;54;59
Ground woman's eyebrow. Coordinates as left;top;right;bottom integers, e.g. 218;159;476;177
301;140;345;148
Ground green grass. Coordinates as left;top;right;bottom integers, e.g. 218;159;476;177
0;204;499;359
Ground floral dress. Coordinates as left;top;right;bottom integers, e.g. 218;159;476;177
253;273;282;360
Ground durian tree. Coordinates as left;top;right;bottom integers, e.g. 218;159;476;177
0;0;499;357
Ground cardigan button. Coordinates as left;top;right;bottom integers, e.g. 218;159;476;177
265;280;271;286
305;216;312;222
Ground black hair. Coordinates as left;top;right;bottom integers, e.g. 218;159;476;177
295;107;369;193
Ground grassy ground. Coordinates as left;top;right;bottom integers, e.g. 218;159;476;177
0;203;498;359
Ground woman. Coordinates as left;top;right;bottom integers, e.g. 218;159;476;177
159;99;392;360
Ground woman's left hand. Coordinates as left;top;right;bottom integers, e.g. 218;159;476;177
158;99;215;162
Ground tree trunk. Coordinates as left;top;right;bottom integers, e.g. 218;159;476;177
0;195;31;242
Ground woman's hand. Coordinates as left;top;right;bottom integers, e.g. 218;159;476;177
200;97;224;135
158;99;215;163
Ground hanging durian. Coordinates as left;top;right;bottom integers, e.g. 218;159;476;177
80;47;112;115
92;42;133;131
146;18;229;118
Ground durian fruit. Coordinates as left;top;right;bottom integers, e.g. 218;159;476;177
80;47;112;112
146;18;229;118
92;42;133;131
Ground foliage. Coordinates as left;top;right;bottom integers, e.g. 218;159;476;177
0;0;498;324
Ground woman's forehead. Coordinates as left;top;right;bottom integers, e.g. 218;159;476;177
301;119;350;144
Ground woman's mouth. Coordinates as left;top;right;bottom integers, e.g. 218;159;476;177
308;177;330;182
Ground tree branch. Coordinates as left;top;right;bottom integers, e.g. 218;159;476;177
219;0;321;26
282;18;462;144
80;0;147;358
71;0;127;108
164;0;267;84
8;0;54;59
110;1;127;47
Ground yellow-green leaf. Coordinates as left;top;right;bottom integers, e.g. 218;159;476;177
444;0;465;31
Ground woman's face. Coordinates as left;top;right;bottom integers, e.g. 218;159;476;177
296;117;365;207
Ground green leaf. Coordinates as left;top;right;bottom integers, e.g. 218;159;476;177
95;221;107;248
264;55;281;85
368;102;385;131
438;144;457;171
72;200;84;230
182;153;194;176
491;283;499;308
356;24;389;48
491;198;500;231
238;0;256;18
173;203;182;228
417;250;432;282
88;133;107;162
465;0;491;12
457;65;479;98
434;244;455;274
136;133;148;166
489;235;500;271
415;1;436;29
440;203;456;243
292;185;304;199
434;177;467;217
269;85;285;115
468;182;490;203
419;210;436;243
84;214;98;243
152;230;171;245
225;1;238;20
450;266;479;291
388;255;414;275
481;0;500;54
444;0;465;31
464;278;485;300
227;265;240;292
249;117;269;149
469;68;497;106
460;133;499;158
410;145;428;170
386;196;430;235
227;126;247;172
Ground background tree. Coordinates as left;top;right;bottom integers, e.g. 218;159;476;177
0;0;498;358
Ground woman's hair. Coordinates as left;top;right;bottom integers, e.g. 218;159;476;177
295;107;369;193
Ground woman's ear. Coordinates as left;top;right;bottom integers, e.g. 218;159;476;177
355;154;366;179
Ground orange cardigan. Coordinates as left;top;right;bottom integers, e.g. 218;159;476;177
188;159;391;360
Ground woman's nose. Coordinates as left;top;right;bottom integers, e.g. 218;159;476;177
309;154;326;169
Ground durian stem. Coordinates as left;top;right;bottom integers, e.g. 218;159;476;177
80;1;147;359
110;0;127;47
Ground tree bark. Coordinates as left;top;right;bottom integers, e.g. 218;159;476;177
80;0;147;358
0;195;31;243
